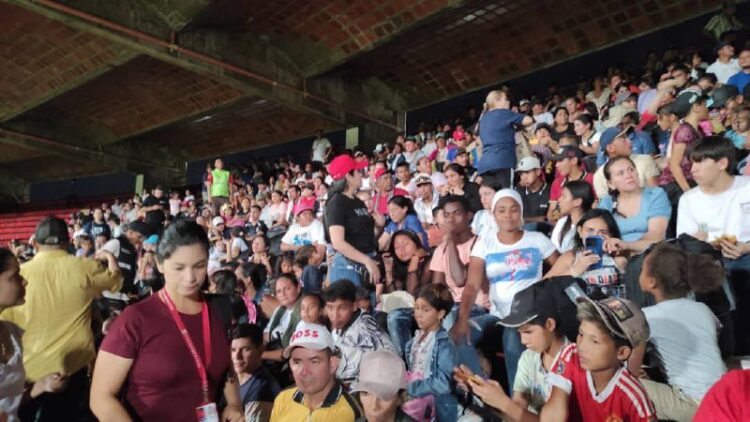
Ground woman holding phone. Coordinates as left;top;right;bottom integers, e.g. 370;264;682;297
545;209;627;298
90;220;243;422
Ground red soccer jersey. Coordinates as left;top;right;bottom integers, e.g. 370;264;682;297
547;344;656;422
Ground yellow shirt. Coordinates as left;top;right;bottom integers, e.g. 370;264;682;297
270;384;362;422
0;249;122;381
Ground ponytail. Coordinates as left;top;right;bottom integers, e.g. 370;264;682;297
646;243;725;298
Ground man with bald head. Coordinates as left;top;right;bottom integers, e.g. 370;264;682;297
206;158;234;216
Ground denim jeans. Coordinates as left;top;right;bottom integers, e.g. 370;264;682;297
328;252;364;287
387;307;414;359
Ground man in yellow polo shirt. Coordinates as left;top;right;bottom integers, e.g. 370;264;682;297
0;216;122;421
270;322;362;421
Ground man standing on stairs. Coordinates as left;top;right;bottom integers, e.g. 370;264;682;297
206;158;234;217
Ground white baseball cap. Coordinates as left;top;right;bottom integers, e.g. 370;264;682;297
516;156;541;172
283;322;336;359
212;216;225;227
350;351;407;400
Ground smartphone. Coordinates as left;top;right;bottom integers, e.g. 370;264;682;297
584;236;604;270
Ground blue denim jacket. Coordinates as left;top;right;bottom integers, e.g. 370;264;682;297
404;327;458;422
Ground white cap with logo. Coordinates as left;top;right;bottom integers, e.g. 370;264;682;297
516;156;541;172
283;322;336;359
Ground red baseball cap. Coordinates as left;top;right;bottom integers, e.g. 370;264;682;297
373;167;392;180
328;154;368;180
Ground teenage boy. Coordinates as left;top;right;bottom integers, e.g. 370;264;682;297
547;146;595;222
231;324;281;421
456;282;571;419
322;279;395;384
395;161;417;196
413;173;439;230
515;157;551;223
677;136;750;355
542;296;656;422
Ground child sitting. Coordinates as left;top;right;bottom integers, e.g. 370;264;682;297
631;243;726;422
403;284;458;422
543;296;656;422
299;292;325;325
457;282;571;419
295;244;324;293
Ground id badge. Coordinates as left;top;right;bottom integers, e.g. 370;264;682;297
196;402;219;422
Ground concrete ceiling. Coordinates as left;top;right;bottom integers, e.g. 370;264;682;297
0;0;723;196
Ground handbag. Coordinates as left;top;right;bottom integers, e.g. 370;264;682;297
401;371;435;422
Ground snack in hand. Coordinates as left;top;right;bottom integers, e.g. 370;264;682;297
455;369;484;384
711;234;738;247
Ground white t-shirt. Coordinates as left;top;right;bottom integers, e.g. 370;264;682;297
705;58;741;84
231;237;248;254
430;172;448;189
312;138;331;162
514;338;571;413
470;231;556;318
677;176;750;243
471;210;497;240
643;298;726;400
281;220;326;246
550;216;576;253
414;194;439;225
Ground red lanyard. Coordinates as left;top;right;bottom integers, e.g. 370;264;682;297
159;290;212;403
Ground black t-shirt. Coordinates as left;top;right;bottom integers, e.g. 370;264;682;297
517;183;551;218
87;221;111;239
143;196;168;228
324;193;376;255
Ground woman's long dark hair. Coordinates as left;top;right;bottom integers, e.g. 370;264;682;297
389;230;429;290
444;163;467;187
558;181;595;246
572;209;622;249
387;195;417;217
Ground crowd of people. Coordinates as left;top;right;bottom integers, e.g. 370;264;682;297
3;7;750;421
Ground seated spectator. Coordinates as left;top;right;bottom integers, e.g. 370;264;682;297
441;163;482;212
379;196;428;252
416;156;447;191
234;262;268;328
402;136;427;173
270;322;362;421
403;284;458;422
546;209;626;297
413;173;439;230
85;208;111;240
322;280;394;384
350;351;413;422
632;243;726;422
515;157;551;224
724;105;750;150
461;189;558;388
228;226;248;261
456;282;571;418
280;201;326;257
262;273;302;362
550;181;595;253
593;127;661;198
395;162;417;197
727;48;750;93
385;230;432;296
453;148;478;181
294;244;324;293
542;297;656;422
468;184;495;240
677;136;750;354
599;157;671;255
573;114;600;156
547;146;595;222
231;324;281;421
299;292;325;324
551;107;576;141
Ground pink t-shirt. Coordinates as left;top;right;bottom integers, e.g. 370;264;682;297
429;235;490;308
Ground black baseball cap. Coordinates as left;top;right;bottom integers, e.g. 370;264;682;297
34;216;69;245
551;145;585;161
710;85;739;109
498;283;557;327
127;221;150;238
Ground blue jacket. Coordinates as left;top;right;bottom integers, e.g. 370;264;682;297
404;327;458;422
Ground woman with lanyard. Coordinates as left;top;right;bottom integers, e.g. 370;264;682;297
91;220;243;422
325;154;380;287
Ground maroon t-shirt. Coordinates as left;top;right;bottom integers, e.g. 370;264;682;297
101;294;231;421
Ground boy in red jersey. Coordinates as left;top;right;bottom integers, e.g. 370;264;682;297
542;296;656;422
